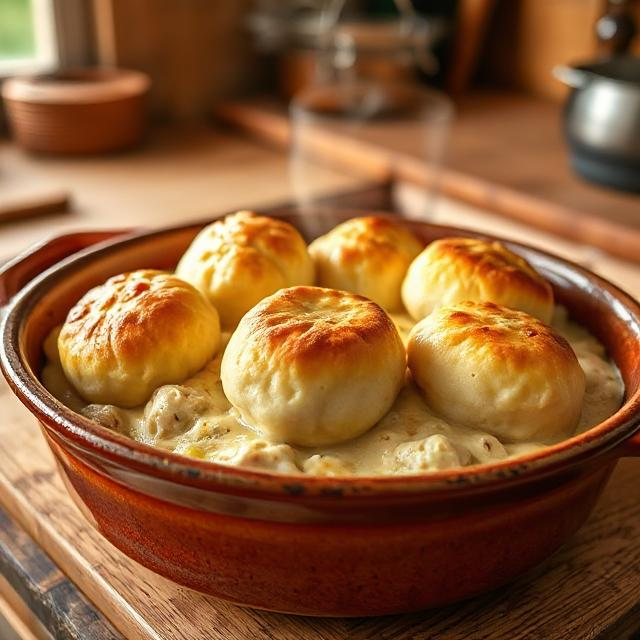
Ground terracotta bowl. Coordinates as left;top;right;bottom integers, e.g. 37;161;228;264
2;68;149;155
1;211;639;616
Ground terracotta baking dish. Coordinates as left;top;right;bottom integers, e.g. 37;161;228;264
1;211;639;616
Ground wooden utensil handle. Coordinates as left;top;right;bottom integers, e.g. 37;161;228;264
0;231;129;305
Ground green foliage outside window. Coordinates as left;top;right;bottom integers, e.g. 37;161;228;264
0;0;35;60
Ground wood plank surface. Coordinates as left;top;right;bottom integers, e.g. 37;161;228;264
92;0;262;119
0;577;48;640
0;508;120;640
479;0;603;101
0;125;365;257
213;92;640;263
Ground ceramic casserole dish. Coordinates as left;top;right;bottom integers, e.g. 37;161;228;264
1;210;639;616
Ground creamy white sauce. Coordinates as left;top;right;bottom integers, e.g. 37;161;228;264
41;306;624;476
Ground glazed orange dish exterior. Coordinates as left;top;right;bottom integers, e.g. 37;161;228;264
42;212;624;476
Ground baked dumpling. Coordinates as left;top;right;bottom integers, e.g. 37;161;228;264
308;216;422;311
176;211;314;328
401;237;554;322
221;286;406;447
407;301;585;442
58;270;220;407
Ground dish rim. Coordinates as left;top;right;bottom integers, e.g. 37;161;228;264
2;214;640;499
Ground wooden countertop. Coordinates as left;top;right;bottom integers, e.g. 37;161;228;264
0;128;639;639
1;122;639;299
0;125;361;257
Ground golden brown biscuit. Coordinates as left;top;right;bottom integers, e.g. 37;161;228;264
309;216;423;311
176;211;314;328
401;237;554;322
58;270;220;407
221;286;406;447
407;301;585;442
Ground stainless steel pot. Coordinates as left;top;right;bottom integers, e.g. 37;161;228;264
554;56;640;192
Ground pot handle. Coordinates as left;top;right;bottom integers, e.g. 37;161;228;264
553;65;589;89
0;230;129;305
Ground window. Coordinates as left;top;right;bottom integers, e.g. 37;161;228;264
0;0;93;76
0;0;57;74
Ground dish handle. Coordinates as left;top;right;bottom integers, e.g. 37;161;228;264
619;431;640;458
0;231;130;305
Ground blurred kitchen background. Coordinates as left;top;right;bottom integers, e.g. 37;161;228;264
1;0;639;268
